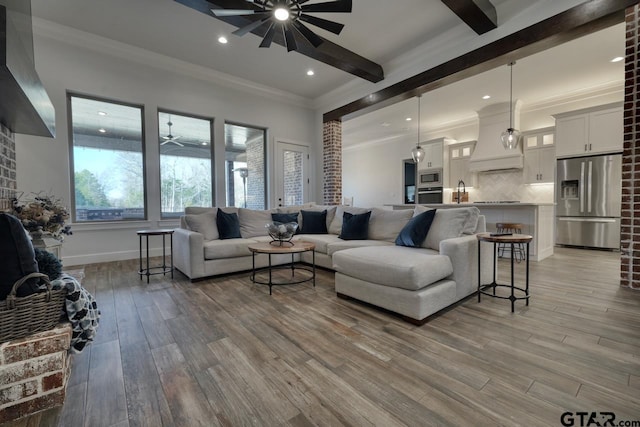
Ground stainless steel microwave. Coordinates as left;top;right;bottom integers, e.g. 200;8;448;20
419;168;443;186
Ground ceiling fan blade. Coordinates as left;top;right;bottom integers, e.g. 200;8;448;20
283;23;298;52
301;0;352;13
211;9;262;17
298;14;344;35
160;140;170;145
292;21;324;48
233;16;271;36
172;140;185;147
259;23;276;48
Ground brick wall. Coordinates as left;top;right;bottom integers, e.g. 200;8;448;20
0;123;17;211
0;324;72;423
283;150;303;206
323;120;342;205
246;137;266;210
621;4;640;290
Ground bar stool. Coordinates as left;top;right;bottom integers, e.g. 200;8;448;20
496;223;526;262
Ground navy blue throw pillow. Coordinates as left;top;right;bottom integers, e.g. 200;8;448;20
300;210;327;234
339;211;371;240
271;212;299;225
395;209;437;247
216;209;241;239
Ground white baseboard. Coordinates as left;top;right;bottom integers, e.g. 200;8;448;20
62;247;170;267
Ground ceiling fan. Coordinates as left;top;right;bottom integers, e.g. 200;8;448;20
161;120;184;147
211;0;352;52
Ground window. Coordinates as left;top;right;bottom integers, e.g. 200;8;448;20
224;123;266;209
69;95;145;222
158;111;214;218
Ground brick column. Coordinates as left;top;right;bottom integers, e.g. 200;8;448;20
621;4;640;289
323;120;342;205
0;324;73;423
0;123;17;212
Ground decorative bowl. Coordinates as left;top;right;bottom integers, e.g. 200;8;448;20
266;222;298;246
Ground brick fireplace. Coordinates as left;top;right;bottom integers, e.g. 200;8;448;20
0;123;17;212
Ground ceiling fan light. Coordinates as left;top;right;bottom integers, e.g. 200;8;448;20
501;128;521;150
411;145;425;163
274;7;290;21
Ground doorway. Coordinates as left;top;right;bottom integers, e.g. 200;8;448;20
275;141;310;208
403;159;417;204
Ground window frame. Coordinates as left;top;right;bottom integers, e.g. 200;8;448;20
67;92;147;223
157;108;215;219
224;120;268;210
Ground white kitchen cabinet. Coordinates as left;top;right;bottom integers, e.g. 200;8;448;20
523;127;555;184
554;103;622;158
419;140;444;169
448;141;477;187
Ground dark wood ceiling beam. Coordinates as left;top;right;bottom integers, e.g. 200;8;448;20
324;0;635;123
174;0;384;83
441;0;497;35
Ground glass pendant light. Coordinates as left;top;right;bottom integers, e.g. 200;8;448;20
411;95;425;163
500;61;521;150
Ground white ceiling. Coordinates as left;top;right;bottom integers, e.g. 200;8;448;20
28;0;624;146
30;0;520;99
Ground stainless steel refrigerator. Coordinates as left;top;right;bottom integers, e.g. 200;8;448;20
556;154;621;249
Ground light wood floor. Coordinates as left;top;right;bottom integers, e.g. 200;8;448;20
4;247;640;427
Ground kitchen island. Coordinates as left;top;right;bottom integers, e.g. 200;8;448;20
389;202;554;261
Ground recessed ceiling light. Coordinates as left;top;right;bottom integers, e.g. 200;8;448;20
218;36;228;44
405;117;412;121
306;70;315;76
482;95;491;100
611;56;623;63
98;128;106;133
98;111;107;116
201;142;208;146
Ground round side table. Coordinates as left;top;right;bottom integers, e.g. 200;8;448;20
477;232;533;312
137;229;174;283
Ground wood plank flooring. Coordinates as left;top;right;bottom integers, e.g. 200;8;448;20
4;247;640;427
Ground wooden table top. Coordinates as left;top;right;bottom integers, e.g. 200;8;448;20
476;232;533;243
137;229;175;236
248;241;315;254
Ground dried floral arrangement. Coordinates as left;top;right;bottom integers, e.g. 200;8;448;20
11;192;72;240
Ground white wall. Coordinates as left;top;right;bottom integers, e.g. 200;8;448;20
15;23;316;266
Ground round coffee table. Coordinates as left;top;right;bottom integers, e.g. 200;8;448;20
477;232;533;312
247;241;316;295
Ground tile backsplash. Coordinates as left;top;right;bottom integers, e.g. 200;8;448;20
447;170;554;203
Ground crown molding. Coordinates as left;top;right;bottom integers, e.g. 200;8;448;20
31;17;312;109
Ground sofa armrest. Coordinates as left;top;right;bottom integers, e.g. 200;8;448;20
173;228;206;280
439;235;494;300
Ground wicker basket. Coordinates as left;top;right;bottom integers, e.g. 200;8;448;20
0;272;66;343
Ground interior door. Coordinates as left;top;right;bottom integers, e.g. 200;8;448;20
275;141;310;207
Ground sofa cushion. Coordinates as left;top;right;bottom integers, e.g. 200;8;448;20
416;206;480;250
395;209;436;248
339;211;371;240
185;206;220;215
204;238;254;260
328;206;371;235
217;209;242;239
300;210;328;234
238;208;272;238
332;246;452;291
183;211;219;241
368;208;413;242
327;239;393;256
296;234;342;254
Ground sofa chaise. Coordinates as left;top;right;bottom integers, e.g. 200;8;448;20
174;204;493;324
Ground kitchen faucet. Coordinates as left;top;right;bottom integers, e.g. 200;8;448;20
456;179;466;204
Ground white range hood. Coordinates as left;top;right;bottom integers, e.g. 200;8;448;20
469;101;523;172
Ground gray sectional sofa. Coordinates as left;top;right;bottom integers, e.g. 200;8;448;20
174;204;494;324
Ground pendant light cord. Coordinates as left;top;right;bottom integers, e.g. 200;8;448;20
417;95;421;147
508;61;515;129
